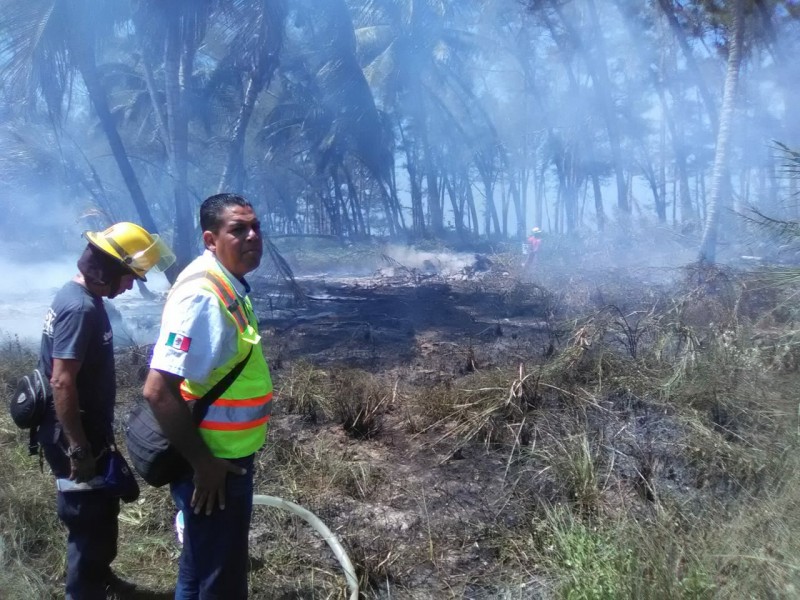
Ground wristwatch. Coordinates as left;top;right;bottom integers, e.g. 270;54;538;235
66;446;89;461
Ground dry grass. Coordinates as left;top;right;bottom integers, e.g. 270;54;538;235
416;367;531;450
0;337;58;599
275;359;332;421
276;362;391;439
0;430;62;599
329;370;389;440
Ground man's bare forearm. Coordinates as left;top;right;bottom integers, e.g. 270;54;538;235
142;369;214;468
51;360;89;449
53;386;89;449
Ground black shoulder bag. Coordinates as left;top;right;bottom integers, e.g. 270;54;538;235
125;347;253;487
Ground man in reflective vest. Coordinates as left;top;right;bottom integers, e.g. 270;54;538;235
144;193;273;598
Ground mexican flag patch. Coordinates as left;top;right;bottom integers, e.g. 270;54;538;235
166;332;191;352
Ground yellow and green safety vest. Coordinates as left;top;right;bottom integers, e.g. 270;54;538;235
178;267;273;459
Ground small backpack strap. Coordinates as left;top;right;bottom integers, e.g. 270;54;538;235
29;426;38;457
34;369;48;401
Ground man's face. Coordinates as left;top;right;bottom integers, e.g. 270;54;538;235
204;205;263;278
106;274;135;299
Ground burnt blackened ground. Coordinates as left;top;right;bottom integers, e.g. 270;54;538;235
252;272;560;372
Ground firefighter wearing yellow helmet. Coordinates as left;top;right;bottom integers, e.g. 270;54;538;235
36;222;174;598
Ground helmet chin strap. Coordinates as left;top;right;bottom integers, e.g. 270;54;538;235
107;274;124;297
78;244;134;294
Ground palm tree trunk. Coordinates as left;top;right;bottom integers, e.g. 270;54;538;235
444;174;465;239
343;166;366;236
217;71;263;194
77;58;159;237
217;1;284;194
535;161;546;231
484;177;502;238
591;172;605;231
463;172;480;237
657;0;720;133
425;162;444;236
508;173;525;240
330;167;349;238
385;167;406;233
699;0;745;263
403;142;425;237
583;0;628;213
653;75;695;224
164;18;194;272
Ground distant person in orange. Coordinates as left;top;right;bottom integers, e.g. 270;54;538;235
524;227;542;272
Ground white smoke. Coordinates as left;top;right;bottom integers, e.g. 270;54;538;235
0;255;170;348
381;244;477;277
0;256;77;346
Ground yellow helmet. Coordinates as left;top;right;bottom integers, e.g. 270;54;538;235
84;222;176;281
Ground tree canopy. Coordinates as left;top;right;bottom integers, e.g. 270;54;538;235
1;0;797;265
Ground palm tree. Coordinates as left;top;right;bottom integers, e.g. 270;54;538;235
699;0;746;263
215;0;287;194
655;0;720;134
254;0;398;238
354;0;493;237
546;0;629;214
132;0;219;271
0;0;160;236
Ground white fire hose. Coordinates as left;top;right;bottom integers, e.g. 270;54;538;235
252;494;359;600
173;495;359;599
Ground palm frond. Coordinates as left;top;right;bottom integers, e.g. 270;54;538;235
97;62;146;94
353;24;394;64
753;268;800;288
0;0;70;117
362;40;398;91
773;141;800;186
741;208;800;244
264;237;305;303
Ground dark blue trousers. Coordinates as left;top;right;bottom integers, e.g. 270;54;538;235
171;455;255;600
57;489;120;600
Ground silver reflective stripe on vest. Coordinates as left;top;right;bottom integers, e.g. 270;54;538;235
201;398;272;427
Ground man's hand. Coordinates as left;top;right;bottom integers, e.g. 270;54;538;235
69;453;97;482
190;456;247;515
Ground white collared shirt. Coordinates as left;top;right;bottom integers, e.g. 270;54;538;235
149;250;249;382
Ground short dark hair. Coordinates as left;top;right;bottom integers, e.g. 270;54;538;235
200;193;253;233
